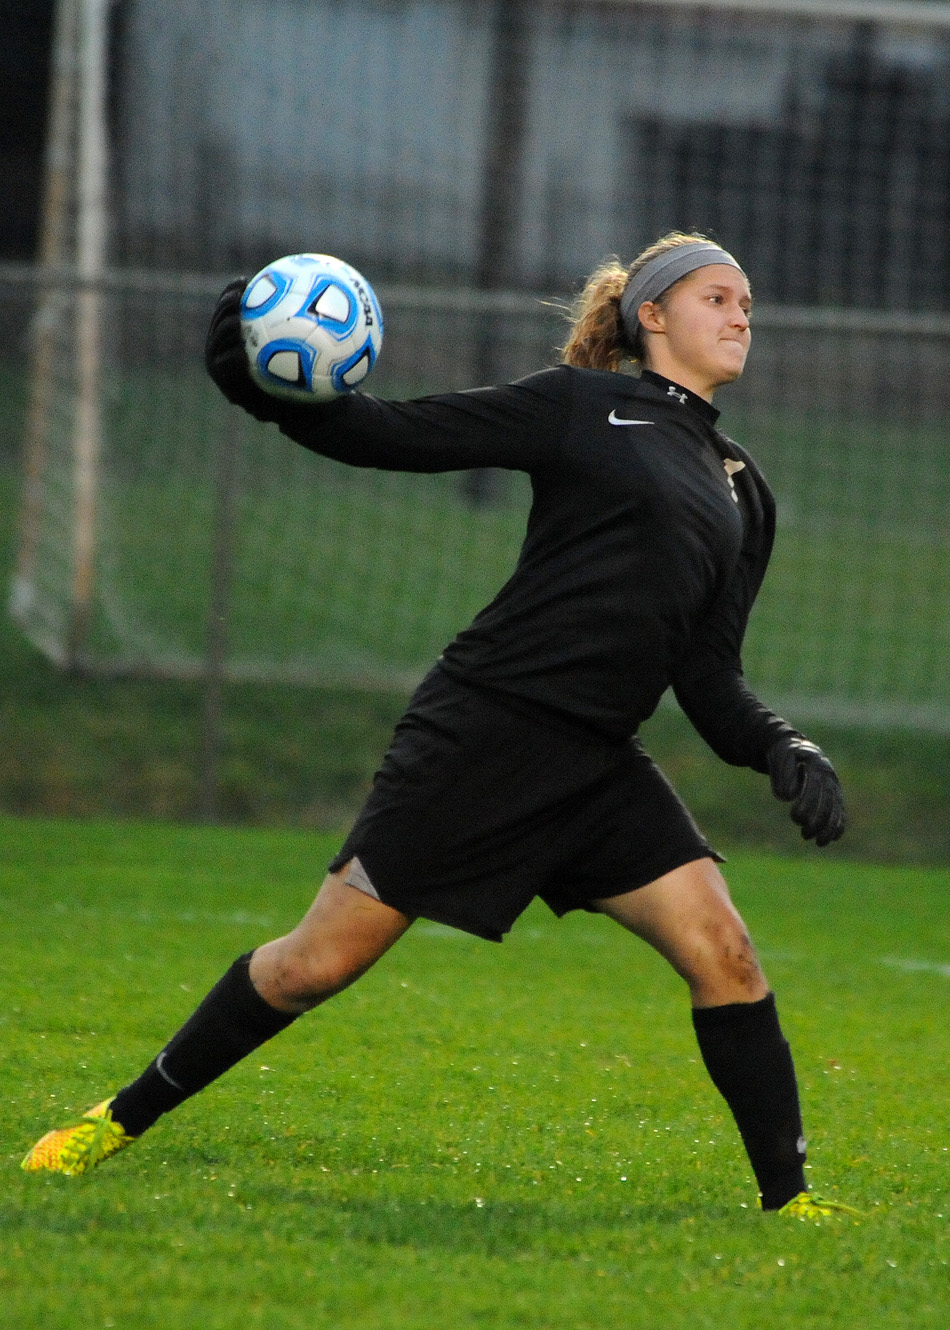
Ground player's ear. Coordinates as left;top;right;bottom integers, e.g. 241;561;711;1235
637;300;665;334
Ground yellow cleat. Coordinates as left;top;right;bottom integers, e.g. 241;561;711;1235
776;1191;865;1221
21;1098;136;1176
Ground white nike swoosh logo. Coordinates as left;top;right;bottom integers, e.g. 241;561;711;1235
155;1050;184;1091
608;410;654;426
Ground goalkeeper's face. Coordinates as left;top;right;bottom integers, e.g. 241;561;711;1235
638;265;752;401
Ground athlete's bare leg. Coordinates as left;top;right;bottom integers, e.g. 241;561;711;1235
595;857;813;1208
593;856;768;1007
249;864;413;1014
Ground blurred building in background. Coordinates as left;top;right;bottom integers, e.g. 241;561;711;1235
7;2;950;307
107;1;950;310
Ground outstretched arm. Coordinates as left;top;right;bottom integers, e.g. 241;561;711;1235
205;279;565;474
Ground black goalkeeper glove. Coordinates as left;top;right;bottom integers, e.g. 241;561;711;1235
766;735;846;847
204;278;282;421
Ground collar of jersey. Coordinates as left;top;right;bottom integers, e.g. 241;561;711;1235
638;370;721;426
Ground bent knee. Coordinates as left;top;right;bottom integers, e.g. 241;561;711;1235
255;941;365;1011
677;917;768;1004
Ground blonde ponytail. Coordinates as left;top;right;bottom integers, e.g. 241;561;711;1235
558;259;629;371
559;232;720;371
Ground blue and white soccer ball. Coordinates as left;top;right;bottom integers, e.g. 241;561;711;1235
240;253;384;402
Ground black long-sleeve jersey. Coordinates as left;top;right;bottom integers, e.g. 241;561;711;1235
249;364;798;772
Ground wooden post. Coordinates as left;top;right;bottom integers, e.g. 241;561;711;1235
67;0;109;668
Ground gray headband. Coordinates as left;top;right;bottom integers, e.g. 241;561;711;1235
619;242;744;339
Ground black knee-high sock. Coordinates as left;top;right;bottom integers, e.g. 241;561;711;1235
691;992;807;1210
109;952;298;1137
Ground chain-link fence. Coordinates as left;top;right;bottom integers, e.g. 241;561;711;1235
8;0;950;741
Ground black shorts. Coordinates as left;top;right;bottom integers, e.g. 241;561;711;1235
328;667;721;942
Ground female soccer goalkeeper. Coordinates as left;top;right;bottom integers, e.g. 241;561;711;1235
23;233;857;1219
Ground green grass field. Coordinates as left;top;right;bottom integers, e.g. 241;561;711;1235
3;814;950;1328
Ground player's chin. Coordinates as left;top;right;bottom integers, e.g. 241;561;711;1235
715;349;749;383
710;364;745;389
